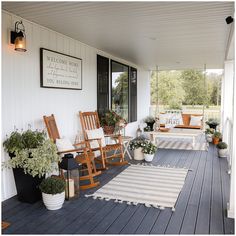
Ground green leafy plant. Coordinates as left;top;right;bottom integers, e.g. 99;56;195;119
129;136;149;150
205;128;214;134
39;177;65;195
213;131;222;138
216;142;228;149
100;110;122;127
206;118;219;126
144;116;155;123
142;141;157;155
2;129;60;177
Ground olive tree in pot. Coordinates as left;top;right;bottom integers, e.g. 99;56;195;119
39;177;66;210
2;129;60;203
216;142;228;158
142;141;157;162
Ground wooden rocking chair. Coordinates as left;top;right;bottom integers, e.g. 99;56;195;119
43;114;101;190
79;111;128;170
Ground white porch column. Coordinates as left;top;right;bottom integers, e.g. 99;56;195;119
222;60;235;219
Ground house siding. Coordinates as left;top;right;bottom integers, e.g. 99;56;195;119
1;11;150;200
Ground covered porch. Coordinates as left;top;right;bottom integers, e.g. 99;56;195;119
1;1;235;234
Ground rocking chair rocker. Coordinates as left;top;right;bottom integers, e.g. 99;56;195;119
43;114;101;190
79;111;128;169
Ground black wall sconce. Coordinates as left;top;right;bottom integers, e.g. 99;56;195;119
10;21;27;52
225;16;234;25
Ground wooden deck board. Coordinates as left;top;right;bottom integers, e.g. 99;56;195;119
2;143;234;235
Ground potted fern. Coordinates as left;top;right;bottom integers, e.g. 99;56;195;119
39;177;65;210
142;141;157;162
2;129;60;203
217;142;228;158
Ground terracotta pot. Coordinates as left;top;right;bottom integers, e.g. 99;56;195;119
103;125;115;135
213;137;220;145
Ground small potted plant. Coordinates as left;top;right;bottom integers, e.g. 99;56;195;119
142;141;157;162
144;116;156;131
205;128;214;142
100;110;123;135
129;136;149;160
206;118;219;131
217;142;228;158
39;177;65;210
2;129;60;203
212;131;222;145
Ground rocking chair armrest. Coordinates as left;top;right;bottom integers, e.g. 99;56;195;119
73;141;87;146
87;138;102;141
57;147;85;155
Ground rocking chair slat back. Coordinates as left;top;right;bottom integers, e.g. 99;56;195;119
79;111;100;137
43;114;60;142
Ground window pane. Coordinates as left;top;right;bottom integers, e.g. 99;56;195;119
111;61;129;121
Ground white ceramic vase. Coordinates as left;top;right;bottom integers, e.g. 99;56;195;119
144;153;154;162
218;149;228;158
134;147;144;160
42;192;65;210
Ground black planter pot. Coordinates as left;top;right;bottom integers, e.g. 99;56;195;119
208;124;218;131
9;153;44;203
146;122;155;131
12;168;43;203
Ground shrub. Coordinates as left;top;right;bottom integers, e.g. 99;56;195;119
217;142;228;149
39;177;65;195
2;129;60;177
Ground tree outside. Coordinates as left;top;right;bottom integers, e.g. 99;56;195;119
151;69;222;120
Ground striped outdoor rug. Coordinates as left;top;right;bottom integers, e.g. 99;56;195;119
157;139;207;150
86;164;188;211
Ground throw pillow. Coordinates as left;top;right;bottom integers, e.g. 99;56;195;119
56;138;76;157
86;127;106;148
189;116;202;126
172;114;184;125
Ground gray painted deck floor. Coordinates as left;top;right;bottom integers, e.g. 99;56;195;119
2;144;235;234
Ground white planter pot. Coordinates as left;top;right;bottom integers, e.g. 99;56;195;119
218;149;228;158
134;147;144;160
42;192;65;210
206;134;212;142
144;154;154;162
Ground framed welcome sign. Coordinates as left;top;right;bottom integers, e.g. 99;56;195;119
40;48;82;90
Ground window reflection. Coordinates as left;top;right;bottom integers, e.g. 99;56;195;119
111;61;129;121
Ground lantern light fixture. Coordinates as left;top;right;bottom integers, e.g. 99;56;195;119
10;20;27;52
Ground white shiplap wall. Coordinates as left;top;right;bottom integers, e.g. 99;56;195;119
1;11;150;201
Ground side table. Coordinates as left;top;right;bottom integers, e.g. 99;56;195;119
121;136;133;160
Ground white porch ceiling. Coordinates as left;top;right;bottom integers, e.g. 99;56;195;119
2;1;234;70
